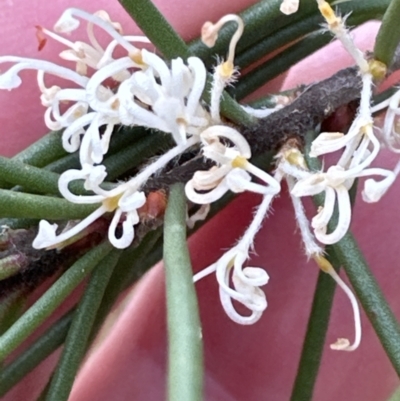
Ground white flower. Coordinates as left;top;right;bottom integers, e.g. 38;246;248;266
193;168;282;324
33;186;146;250
117;52;209;145
291;167;352;245
215;248;269;325
34;163;147;250
185;126;280;204
291;148;396;245
35;135;200;250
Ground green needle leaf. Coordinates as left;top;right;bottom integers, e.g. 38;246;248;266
0;308;75;397
374;0;400;67
0;241;113;362
0;189;97;220
164;183;203;401
119;0;191;59
45;249;121;401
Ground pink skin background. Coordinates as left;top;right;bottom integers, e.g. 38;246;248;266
1;1;400;400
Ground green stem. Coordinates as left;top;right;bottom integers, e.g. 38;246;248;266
290;247;339;401
0;309;75;397
45;249;121;401
0;241;112;362
164;184;203;401
0;189;97;220
374;0;400;67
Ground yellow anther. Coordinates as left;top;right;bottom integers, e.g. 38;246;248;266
360;122;373;136
176;117;187;126
313;254;334;274
231;155;248;169
285;149;307;169
111;99;120;110
129;50;144;66
219;60;234;80
103;193;123;212
318;1;338;26
368;59;387;81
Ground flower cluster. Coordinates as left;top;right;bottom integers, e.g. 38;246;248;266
188;1;400;352
1;8;212;249
2;2;400;353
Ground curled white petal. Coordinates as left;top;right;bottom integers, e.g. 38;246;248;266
361;169;396;203
33;205;107;249
62;112;96;153
244;162;281;194
201;125;251;158
191;165;231;191
58;167;105;204
108;209;134;249
55;8;136;53
291;173;327;197
215;249;268;325
328;268;361;352
185;176;230;204
314;185;351;245
310;132;346;157
142;49;171;91
186;57;207;117
0;57;88;90
186;204;210;229
311;186;335;230
225;168;252;193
